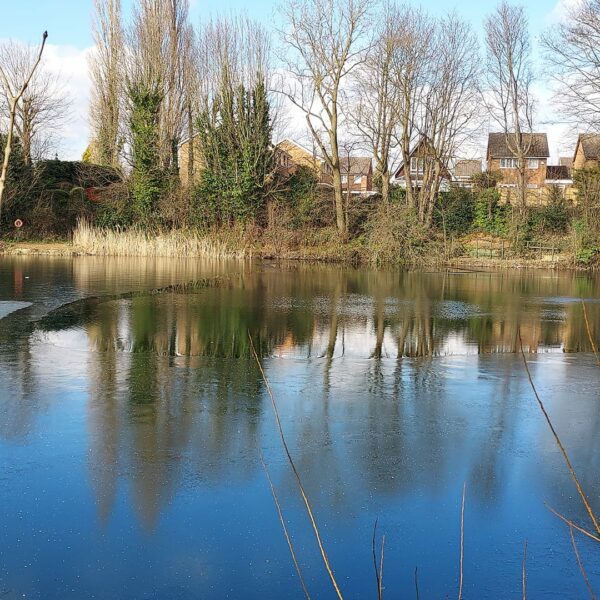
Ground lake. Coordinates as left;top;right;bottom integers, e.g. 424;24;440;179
0;256;599;599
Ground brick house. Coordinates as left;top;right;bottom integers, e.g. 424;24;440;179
486;133;549;197
340;157;373;194
275;139;333;187
573;134;600;170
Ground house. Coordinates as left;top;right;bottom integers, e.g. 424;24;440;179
275;139;333;187
452;159;482;188
393;137;451;190
178;133;203;187
341;157;373;194
573;133;600;170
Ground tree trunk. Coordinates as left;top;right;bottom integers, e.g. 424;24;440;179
332;167;346;235
381;169;390;204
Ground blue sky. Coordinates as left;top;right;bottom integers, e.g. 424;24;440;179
0;0;569;160
1;0;563;49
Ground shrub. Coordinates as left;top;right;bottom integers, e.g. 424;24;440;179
434;187;475;235
473;188;507;235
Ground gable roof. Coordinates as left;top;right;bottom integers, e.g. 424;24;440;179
486;133;549;159
453;159;482;179
576;133;600;161
559;156;573;168
341;156;372;175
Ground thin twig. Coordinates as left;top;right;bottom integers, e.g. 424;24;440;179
249;332;344;600
581;301;600;367
522;540;527;600
546;504;600;543
372;519;382;600
458;482;466;600
379;534;385;600
518;329;600;536
259;451;311;600
414;566;420;600
569;524;597;600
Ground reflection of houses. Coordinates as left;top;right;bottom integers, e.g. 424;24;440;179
341;156;373;194
392;137;451;190
275;139;333;187
452;159;482;189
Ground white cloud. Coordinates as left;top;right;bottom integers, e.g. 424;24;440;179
546;0;582;24
41;43;93;161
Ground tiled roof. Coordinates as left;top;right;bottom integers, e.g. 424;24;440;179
453;159;482;179
341;156;372;175
487;133;549;159
577;134;600;160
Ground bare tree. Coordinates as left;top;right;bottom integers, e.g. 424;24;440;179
351;0;402;205
89;0;124;168
484;1;535;210
0;31;47;219
0;41;71;165
278;0;370;236
541;0;600;130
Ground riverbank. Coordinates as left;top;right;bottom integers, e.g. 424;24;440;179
0;226;582;269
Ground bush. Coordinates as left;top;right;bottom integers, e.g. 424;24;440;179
434;187;475;235
473;188;508;235
529;187;570;235
366;203;440;266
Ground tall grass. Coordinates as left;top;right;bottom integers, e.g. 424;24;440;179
73;219;250;259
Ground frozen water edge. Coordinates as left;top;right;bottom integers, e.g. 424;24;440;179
0;301;32;320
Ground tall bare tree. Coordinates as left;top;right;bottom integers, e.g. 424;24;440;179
89;0;124;168
279;0;370;236
0;41;71;165
541;0;600;129
351;0;402;205
484;1;535;210
0;31;47;219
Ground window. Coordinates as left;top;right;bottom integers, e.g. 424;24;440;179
410;157;425;174
527;159;539;169
500;158;519;169
354;175;362;184
341;175;348;183
527;184;538;189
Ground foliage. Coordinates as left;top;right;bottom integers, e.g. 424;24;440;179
194;77;274;227
573;164;600;230
528;187;570;235
572;217;600;265
473;188;507;235
472;170;501;190
434;187;475;235
128;85;164;225
365;202;440;266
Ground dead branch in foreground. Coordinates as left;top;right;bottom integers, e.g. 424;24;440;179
569;524;597;600
249;332;344;600
518;329;600;537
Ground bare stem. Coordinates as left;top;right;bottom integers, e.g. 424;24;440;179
249;332;344;600
259;451;311;600
458;482;466;600
518;329;600;536
522;540;527;600
582;301;600;367
569;524;597;600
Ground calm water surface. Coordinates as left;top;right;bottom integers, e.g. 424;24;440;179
0;256;599;599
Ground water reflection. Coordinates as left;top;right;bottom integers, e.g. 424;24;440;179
2;259;600;598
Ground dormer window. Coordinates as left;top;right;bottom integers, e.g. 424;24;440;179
410;157;425;174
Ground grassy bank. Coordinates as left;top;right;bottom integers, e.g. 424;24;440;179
1;221;586;270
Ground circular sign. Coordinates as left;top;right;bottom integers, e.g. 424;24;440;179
14;219;23;228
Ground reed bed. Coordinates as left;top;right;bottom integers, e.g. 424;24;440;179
73;219;249;259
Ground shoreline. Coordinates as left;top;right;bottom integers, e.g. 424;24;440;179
0;239;580;270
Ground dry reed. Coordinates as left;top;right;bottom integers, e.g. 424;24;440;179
249;333;345;600
73;219;249;258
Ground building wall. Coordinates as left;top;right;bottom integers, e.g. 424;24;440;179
489;157;547;188
573;144;598;171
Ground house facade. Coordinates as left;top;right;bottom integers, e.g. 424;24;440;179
573;134;600;170
393;137;451;190
275;139;333;187
341;157;373;194
486;133;549;197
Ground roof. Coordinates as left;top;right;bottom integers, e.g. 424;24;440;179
576;133;600;160
486;133;549;159
276;138;323;161
453;159;482;179
341;156;372;175
559;156;573;168
545;165;572;181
